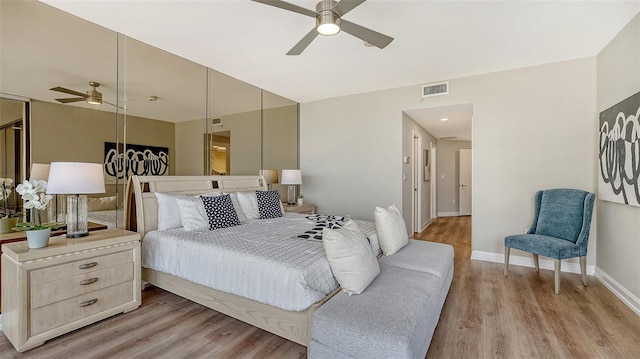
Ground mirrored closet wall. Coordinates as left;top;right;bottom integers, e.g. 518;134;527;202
0;1;299;225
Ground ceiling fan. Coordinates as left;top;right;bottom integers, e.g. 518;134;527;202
252;0;393;55
49;81;112;106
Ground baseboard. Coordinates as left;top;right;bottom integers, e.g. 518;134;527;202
594;267;640;317
420;219;432;232
438;212;459;217
471;250;595;275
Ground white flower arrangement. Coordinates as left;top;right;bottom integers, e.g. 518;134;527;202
1;177;19;218
13;180;63;231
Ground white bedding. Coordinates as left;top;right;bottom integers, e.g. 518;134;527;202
142;213;378;311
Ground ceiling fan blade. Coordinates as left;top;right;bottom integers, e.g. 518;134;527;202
340;19;393;49
55;97;86;103
251;0;317;18
50;86;88;98
333;0;366;16
287;28;319;55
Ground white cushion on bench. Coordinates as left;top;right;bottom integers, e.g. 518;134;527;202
379;239;454;279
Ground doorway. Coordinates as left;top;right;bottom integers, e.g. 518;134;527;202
459;149;472;216
412;132;422;234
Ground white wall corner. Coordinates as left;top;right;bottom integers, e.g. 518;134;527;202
438;212;459;217
471;250;595;275
594;267;640;317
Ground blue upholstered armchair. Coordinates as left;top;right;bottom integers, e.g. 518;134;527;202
504;188;595;294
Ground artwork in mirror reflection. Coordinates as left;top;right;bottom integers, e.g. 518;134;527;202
104;142;169;183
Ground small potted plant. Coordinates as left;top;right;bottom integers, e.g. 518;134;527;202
0;178;21;233
13;180;64;248
297;194;304;205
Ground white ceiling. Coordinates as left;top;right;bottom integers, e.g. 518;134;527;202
20;1;640;138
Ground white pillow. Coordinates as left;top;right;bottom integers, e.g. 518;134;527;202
323;220;380;296
224;192;247;222
374;204;409;255
236;191;259;220
154;192;183;230
175;196;208;231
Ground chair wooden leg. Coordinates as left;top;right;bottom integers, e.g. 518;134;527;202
580;256;588;286
554;259;561;295
504;247;510;276
532;254;539;272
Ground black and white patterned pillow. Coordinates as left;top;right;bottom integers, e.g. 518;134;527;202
297;215;346;241
201;194;240;230
256;190;283;219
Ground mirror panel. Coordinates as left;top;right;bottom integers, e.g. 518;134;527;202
205;69;262;176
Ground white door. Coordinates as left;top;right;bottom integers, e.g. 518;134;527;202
459;149;472;216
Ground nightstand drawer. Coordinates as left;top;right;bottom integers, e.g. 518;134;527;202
31;263;134;309
30;281;133;336
30;250;132;285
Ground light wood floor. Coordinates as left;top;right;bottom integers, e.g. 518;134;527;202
2;216;640;358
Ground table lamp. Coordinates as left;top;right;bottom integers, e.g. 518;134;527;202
280;169;301;205
47;162;105;238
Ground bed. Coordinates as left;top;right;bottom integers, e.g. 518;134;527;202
125;175;374;346
87;196;125;229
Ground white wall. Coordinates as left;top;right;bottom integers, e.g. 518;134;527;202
301;57;597;267
595;13;640;309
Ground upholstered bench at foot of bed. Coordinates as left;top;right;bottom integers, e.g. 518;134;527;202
310;241;454;359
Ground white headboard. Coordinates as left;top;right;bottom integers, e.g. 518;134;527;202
126;175;267;238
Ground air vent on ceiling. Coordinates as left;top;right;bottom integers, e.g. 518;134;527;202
421;82;449;98
211;117;222;126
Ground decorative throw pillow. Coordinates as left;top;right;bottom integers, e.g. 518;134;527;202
236;191;260;220
175;196;209;231
322;220;380;295
256;190;283;219
201;194;241;230
154;192;184;230
374;204;409;255
224;192;248;222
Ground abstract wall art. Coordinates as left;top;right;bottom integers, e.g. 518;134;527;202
104;142;169;183
598;91;640;207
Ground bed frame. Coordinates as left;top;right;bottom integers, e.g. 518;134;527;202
125;175;338;347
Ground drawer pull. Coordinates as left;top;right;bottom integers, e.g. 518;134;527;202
80;278;99;285
79;262;98;270
79;299;98;307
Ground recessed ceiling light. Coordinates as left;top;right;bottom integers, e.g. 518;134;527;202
440;118;449;122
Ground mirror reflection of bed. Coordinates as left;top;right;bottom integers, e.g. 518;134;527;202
87;195;125;229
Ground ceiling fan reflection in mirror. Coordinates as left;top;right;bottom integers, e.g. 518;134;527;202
252;0;393;55
49;81;117;106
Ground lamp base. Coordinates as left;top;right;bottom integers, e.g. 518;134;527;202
287;185;296;206
66;195;88;238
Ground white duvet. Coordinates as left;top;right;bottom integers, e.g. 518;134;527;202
142;213;378;311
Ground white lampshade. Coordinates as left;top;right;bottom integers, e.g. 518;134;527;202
260;169;279;185
281;170;302;185
30;163;51;181
47;162;106;195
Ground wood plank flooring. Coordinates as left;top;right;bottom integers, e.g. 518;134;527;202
2;216;639;358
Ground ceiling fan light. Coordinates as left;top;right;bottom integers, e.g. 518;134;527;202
316;0;340;36
86;90;102;105
317;22;340;36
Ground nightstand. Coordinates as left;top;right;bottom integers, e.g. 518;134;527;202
1;228;141;352
283;203;316;215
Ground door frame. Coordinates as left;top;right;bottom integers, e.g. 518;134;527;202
412;131;422;234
